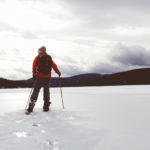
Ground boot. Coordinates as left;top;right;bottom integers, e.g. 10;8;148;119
43;101;51;112
25;100;36;115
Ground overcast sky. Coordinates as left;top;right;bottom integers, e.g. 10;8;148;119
0;0;150;80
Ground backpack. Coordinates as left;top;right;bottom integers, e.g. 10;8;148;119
38;55;52;74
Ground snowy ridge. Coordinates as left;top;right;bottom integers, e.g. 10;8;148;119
0;109;104;150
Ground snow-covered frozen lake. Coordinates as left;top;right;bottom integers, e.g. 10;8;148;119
0;85;150;150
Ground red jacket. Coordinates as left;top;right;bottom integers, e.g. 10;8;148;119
32;52;60;79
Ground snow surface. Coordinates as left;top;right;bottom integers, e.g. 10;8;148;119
0;85;150;150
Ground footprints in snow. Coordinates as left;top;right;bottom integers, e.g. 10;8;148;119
14;131;29;138
32;123;41;127
13;123;62;150
14;123;43;138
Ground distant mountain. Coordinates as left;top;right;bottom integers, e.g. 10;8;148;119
0;68;150;88
0;78;32;88
84;68;150;86
50;73;102;87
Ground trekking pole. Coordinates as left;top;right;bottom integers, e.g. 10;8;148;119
59;77;64;109
25;82;35;111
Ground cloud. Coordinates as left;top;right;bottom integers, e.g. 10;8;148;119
61;0;150;27
21;31;39;40
88;62;123;74
58;64;84;77
52;42;150;76
0;49;7;55
57;56;79;64
0;0;150;79
110;43;150;66
0;67;31;80
14;67;31;75
10;67;31;80
79;43;150;75
0;21;17;32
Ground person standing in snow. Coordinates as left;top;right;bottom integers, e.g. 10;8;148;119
26;46;61;114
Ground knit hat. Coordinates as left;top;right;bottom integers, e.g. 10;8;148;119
38;46;46;53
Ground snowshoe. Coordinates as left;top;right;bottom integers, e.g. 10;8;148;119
25;111;32;115
25;102;35;115
43;108;49;112
43;101;51;112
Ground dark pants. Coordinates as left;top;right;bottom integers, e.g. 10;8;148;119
30;78;51;109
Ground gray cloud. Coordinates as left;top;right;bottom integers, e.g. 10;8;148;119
17;0;50;2
54;43;150;76
12;67;31;79
61;0;150;27
21;31;39;40
0;21;39;40
14;67;30;74
49;0;150;48
72;43;150;75
72;39;97;47
0;49;7;55
0;66;31;80
88;62;123;75
0;21;17;32
110;43;150;66
57;56;79;64
0;0;150;79
13;49;21;55
58;64;84;77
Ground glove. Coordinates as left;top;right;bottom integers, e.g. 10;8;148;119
58;72;61;77
33;73;37;80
